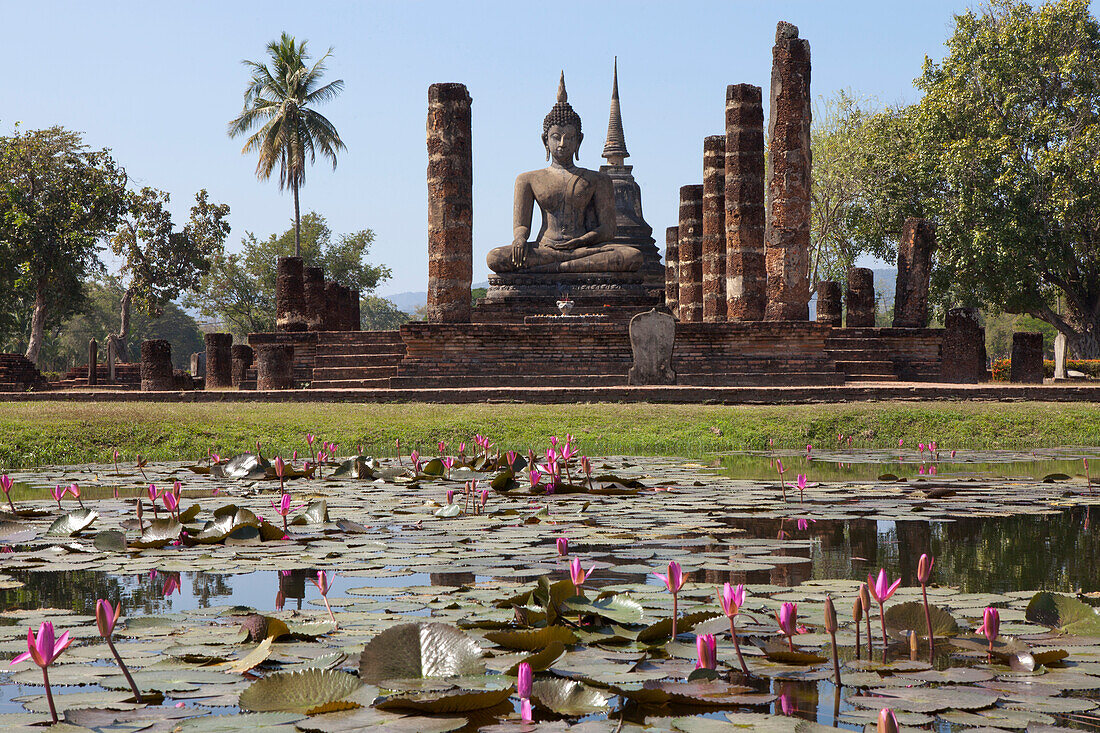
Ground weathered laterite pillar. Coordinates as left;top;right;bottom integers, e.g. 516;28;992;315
303;266;326;331
204;332;233;389
275;256;306;331
140;339;174;391
1011;332;1044;383
677;185;704;323
765;22;812;321
426;83;473;323
255;344;295;390
349;289;361;331
725;83;766;321
893;218;936;328
702;135;727;322
816;281;842;326
665;226;679;319
845;268;876;327
231;344;253;388
87;339;97;386
322;281;340;331
942;307;985;383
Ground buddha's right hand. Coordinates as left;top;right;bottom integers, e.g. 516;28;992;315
511;240;530;267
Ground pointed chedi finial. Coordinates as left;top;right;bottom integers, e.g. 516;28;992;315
557;71;567;103
602;57;629;165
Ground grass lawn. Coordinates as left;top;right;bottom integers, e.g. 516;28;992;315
0;400;1096;469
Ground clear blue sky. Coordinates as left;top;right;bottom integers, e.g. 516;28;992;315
5;1;994;297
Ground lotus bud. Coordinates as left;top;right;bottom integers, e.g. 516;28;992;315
858;583;871;616
853;593;862;622
917;553;934;585
823;595;838;634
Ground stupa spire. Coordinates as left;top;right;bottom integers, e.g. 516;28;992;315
602;57;630;165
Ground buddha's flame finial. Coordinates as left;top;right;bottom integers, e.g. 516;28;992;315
557;71;567;103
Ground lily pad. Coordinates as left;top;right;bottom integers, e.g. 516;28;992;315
484;626;578;651
238;669;363;714
359;623;485;684
531;678;610;715
885;601;960;638
46;508;98;536
565;594;644;624
373;687;511;713
93;530;128;553
1026;592;1100;634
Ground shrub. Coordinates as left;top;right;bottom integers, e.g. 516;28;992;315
992;358;1100;381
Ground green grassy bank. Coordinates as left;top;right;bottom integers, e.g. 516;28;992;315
0;401;1096;469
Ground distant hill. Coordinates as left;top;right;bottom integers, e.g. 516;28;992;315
380;282;490;313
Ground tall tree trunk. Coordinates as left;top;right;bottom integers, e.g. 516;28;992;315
115;287;133;359
293;181;301;258
1068;327;1099;360
24;280;48;367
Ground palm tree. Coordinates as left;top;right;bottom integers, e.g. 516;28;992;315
229;33;345;256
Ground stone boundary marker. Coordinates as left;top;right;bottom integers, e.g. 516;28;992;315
3;383;1097;405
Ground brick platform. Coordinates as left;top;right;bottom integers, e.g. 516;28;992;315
0;354;47;392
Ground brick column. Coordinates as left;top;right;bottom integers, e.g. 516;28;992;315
665;226;679;319
204;332;233;389
893;218;936;328
255;344;295;390
88;339;97;386
765;22;812;321
426;83;473;323
140;339;174;391
702;135;726;322
231;345;253;388
725;84;766;321
845;268;876;327
1010;332;1044;383
677;185;704;323
322;282;340;331
303;266;326;331
816;281;841;326
275;256;306;331
349;289;361;331
942;307;985;383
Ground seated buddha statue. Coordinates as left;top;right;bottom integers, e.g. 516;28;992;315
486;74;643;274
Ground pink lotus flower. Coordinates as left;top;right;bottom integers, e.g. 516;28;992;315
556;537;568;556
442;456;455;477
9;621;73;723
978;607;999;646
796;474;807;502
480;489;488;508
719;583;745;617
517;655;530;717
306;433;315;447
868;569;902;603
438;441;446;455
162;491;179;515
868;568;902;647
410;450;421;473
655;560;684;593
11;621;72;668
292;449;298;461
312;570;338;627
517;660;532;699
271;494;305;532
506;450;517;469
898;438;904;448
529;469;541;489
917;554;934;585
878;708;899;733
275;455;285;478
695;633;717;670
51;485;65;508
549;436;558;449
951;449;957;458
96;599;121;638
918;553;936;659
569;557;590;595
1;474;14;512
776;602;798;651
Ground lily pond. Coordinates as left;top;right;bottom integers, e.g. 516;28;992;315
1;445;1099;732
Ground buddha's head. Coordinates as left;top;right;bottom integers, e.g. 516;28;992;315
542;72;582;163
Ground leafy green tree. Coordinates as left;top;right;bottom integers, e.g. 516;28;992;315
809;92;896;288
109;188;230;355
28;277;203;373
850;0;1100;357
228;33;345;256
0;127;127;365
360;295;410;331
187;212;391;338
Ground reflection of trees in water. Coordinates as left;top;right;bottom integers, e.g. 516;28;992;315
725;508;1097;593
0;571;157;616
189;573;233;608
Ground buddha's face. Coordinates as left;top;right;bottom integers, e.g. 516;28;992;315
544;124;581;164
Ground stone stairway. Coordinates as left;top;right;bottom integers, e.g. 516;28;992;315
307;331;406;389
0;354;48;391
825;328;944;383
